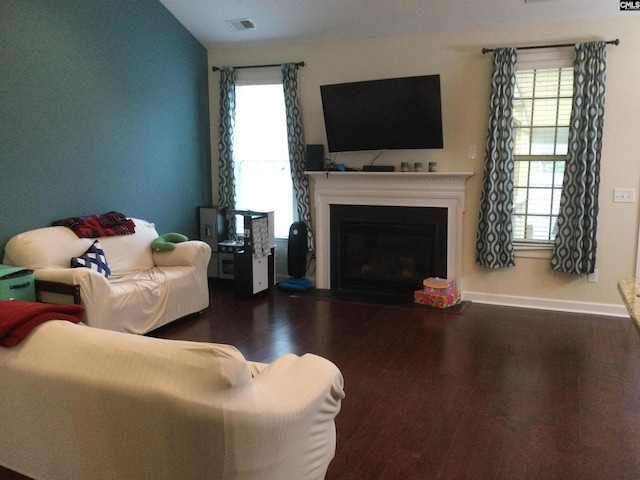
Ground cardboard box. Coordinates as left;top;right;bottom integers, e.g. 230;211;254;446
414;289;461;309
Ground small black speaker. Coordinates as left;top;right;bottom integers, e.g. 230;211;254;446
306;144;325;171
287;222;308;278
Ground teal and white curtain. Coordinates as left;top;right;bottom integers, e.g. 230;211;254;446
217;67;237;239
476;48;518;269
282;63;314;251
551;42;608;274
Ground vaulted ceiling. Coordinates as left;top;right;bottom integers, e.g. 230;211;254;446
159;0;635;49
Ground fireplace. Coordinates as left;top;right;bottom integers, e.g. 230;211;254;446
330;205;447;294
306;171;474;293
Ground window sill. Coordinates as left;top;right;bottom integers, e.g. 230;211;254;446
514;243;553;259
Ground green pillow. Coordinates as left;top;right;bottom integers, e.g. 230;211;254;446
151;233;188;252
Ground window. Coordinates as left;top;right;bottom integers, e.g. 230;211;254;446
233;73;294;239
512;66;573;244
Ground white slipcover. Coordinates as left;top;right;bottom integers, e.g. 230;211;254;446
2;219;211;333
0;321;345;480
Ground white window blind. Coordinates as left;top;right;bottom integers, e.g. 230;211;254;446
512;51;573;244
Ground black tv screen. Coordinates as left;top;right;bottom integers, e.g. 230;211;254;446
320;75;444;153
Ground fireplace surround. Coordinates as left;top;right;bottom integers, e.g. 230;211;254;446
307;171;474;293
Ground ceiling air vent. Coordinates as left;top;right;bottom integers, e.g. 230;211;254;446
227;18;256;32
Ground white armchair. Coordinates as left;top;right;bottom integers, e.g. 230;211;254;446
3;219;211;333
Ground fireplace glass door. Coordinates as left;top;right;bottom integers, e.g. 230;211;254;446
330;205;447;295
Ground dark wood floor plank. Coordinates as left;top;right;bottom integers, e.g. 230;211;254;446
379;444;421;480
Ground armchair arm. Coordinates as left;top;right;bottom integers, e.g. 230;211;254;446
221;353;345;480
34;267;110;304
152;240;211;267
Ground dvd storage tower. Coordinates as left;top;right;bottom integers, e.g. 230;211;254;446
199;206;226;278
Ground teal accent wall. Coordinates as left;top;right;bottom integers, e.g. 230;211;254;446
0;0;211;258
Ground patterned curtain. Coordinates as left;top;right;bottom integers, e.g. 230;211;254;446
282;63;314;251
551;42;608;274
217;67;237;240
476;48;518;269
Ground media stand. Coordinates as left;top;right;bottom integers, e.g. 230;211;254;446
229;210;275;299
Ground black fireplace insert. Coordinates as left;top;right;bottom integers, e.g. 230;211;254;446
330;205;447;295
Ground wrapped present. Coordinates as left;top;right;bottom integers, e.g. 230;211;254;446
422;277;454;295
414;289;461;309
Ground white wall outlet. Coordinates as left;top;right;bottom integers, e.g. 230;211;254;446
588;269;598;283
468;145;477;160
613;188;636;203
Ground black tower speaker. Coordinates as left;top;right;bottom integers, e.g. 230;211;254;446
287;222;308;278
306;144;325;171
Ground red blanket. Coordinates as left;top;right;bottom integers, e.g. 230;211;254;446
52;211;136;238
0;300;85;348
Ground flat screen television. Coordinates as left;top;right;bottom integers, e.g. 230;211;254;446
320;75;444;153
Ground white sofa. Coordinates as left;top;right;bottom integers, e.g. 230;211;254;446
0;320;345;480
2;219;211;333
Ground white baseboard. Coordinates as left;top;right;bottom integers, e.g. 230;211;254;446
462;291;629;318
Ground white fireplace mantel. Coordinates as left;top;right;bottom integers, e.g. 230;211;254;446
306;171;474;291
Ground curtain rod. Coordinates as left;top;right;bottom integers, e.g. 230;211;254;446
211;61;305;72
481;38;619;55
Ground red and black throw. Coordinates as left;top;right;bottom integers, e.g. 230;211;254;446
52;211;136;238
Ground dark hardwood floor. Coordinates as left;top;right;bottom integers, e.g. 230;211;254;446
152;282;640;480
3;281;640;479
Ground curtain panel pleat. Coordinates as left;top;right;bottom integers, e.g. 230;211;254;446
475;48;518;269
217;67;237;239
282;63;315;251
551;42;608;274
